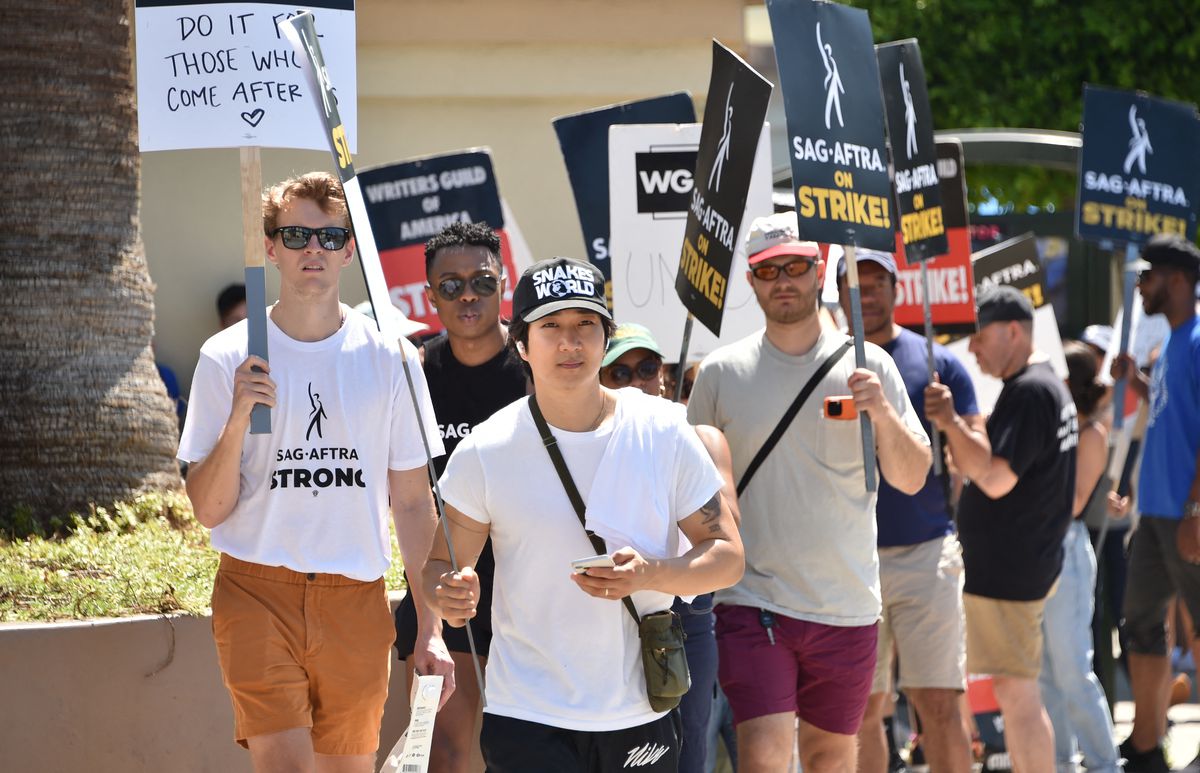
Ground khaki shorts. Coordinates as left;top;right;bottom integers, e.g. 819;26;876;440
963;585;1054;680
872;534;966;694
211;554;395;755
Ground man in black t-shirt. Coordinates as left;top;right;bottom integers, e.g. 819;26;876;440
394;222;527;773
956;285;1078;773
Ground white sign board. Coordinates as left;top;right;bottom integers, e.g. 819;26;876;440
608;123;772;361
135;0;356;152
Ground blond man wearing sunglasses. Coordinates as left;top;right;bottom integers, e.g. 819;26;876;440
179;172;454;772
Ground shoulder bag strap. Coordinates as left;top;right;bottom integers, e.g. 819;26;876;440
529;395;641;627
736;339;853;496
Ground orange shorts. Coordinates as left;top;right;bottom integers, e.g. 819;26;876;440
211;554;395;755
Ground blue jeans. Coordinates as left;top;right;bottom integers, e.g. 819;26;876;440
1039;520;1119;773
675;595;718;773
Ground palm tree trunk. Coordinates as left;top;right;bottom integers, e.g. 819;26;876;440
0;0;183;528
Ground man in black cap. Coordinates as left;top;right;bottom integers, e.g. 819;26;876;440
1111;233;1200;773
422;257;745;772
956;284;1078;773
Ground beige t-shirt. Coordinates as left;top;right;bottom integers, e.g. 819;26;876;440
688;329;927;626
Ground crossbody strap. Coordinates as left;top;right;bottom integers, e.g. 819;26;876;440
736;339;853;496
529;395;641;627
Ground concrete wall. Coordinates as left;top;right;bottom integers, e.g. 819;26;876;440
0;593;481;772
145;0;746;395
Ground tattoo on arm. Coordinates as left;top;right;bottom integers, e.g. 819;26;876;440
700;492;723;533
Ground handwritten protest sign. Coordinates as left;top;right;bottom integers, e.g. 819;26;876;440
135;0;356;152
358;150;528;333
554;93;696;292
676;41;773;337
609;123;772;361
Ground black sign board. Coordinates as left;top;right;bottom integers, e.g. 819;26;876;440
972;233;1047;309
674;41;773;336
358;151;504;251
553;93;696;282
877;39;947;262
1076;85;1200;244
767;0;894;251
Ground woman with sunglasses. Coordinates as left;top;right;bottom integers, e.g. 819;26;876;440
600;322;742;773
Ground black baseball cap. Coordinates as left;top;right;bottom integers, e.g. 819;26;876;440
512;257;611;323
1134;233;1200;273
976;284;1034;327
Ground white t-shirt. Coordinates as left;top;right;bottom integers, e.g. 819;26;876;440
688;329;927;626
438;389;723;731
177;308;442;581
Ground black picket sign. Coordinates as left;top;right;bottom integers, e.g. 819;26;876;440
553;94;696;283
358;152;504;251
673;40;773;336
767;0;894;252
1076;85;1200;245
877;39;947;263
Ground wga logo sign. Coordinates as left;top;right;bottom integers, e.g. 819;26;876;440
635;149;697;216
1124;104;1153;175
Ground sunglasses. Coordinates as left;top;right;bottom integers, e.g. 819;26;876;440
270;225;351;250
605;356;662;387
751;257;816;281
433;274;500;301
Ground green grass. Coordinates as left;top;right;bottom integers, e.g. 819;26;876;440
0;492;408;623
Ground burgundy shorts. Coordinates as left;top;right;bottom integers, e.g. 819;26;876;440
715;604;878;736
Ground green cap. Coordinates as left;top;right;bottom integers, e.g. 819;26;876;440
602;323;664;367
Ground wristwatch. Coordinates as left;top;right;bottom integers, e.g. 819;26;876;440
1185;501;1200;520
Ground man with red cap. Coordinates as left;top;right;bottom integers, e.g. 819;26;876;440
688;212;931;773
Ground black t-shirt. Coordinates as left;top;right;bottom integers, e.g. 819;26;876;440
958;361;1078;601
423;333;528;478
422;333;527;584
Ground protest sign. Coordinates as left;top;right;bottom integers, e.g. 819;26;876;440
553;93;696;290
358;150;528;333
767;0;894;252
876;40;949;472
946;233;1067;414
135;0;356;152
892;140;976;334
877;40;946;262
1076;84;1200;426
608;123;772;361
675;41;773;338
768;0;892;490
1076;85;1200;244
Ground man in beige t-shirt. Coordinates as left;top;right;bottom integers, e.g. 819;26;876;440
689;213;930;773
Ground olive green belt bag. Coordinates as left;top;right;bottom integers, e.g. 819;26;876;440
530;396;691;713
636;608;690;712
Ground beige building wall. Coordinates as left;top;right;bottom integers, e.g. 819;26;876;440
145;0;746;394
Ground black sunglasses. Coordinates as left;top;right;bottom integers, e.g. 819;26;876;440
270;225;351;250
751;257;816;281
433;274;500;301
605;356;663;387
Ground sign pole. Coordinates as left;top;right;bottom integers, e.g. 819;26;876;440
280;11;486;702
919;262;943;476
1112;242;1139;431
843;244;878;492
240;145;271;435
673;314;695;403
